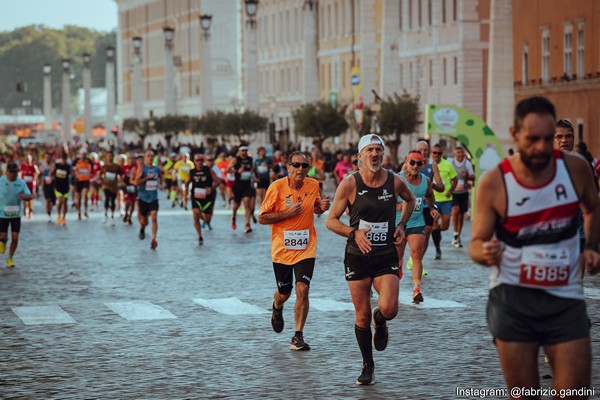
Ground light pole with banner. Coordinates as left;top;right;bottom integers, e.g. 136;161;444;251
61;58;71;142
132;37;143;120
105;46;116;144
82;53;92;141
244;0;259;112
200;14;213;114
43;64;52;130
163;27;176;115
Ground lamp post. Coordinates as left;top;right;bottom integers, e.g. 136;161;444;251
43;64;52;130
200;14;213;114
163;26;176;115
132;37;143;120
244;0;259;112
105;46;116;145
61;58;71;142
82;53;92;141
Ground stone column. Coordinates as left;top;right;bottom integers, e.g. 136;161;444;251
61;59;71;142
302;0;319;103
43;64;52;130
164;27;176;115
380;0;400;96
360;0;378;102
201;23;213;113
245;19;258;111
83;54;92;141
105;48;116;141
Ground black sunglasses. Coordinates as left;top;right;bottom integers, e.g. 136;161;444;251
432;151;442;155
291;162;310;169
408;160;424;167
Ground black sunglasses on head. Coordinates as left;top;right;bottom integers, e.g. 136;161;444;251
291;162;310;169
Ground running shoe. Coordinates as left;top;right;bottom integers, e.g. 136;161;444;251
84;213;89;219
6;257;15;268
251;214;257;224
206;222;213;231
201;221;206;229
290;335;311;351
150;239;158;250
372;307;388;351
270;301;284;333
231;218;237;230
244;224;252;233
111;217;115;226
56;215;61;224
355;363;375;385
406;256;413;270
139;228;146;240
434;249;442;260
455;238;463;248
62;217;67;226
451;236;458;247
412;287;424;304
103;216;108;224
423;268;429;276
198;237;204;246
0;241;5;255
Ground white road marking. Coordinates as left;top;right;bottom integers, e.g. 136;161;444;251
12;305;76;325
584;287;600;300
400;293;468;308
310;298;355;311
105;301;177;320
193;297;269;315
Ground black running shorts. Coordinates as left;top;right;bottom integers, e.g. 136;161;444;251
487;284;590;345
272;258;315;295
452;192;469;214
343;249;399;281
0;218;21;234
138;199;159;217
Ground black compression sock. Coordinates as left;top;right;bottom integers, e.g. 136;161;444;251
432;229;442;250
355;325;373;365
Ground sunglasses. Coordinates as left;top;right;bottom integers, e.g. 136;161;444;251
194;159;203;162
408;160;424;167
432;151;442;155
291;162;310;169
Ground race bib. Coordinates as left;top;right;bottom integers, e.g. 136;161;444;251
105;172;116;181
194;188;207;199
241;171;252;180
284;229;310;250
4;206;20;217
414;197;422;212
44;176;52;184
456;178;465;191
258;165;269;174
226;173;236;182
78;168;89;176
181;166;190;173
56;169;67;179
23;176;33;183
145;180;158;191
519;246;570;287
126;185;136;194
358;220;389;246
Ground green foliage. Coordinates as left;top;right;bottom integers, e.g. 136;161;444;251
378;92;422;164
0;25;116;112
292;101;349;150
220;110;267;142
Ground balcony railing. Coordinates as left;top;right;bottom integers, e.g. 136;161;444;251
514;72;600;88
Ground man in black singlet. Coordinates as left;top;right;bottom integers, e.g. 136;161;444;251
185;154;221;245
326;134;416;386
228;145;256;233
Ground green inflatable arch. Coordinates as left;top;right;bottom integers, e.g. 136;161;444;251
424;104;505;180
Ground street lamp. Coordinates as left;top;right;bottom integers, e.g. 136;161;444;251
132;37;142;53
244;1;259;112
106;46;115;60
61;59;71;141
163;27;176;115
43;64;52;130
199;15;213;114
105;46;116;145
200;14;212;41
132;36;143;120
82;53;92;140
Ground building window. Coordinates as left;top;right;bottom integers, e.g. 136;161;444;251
453;0;457;21
577;23;585;79
272;14;276;47
442;0;446;23
542;29;550;83
428;0;432;26
443;58;447;85
564;24;573;77
453;56;458;84
399;0;403;31
418;0;422;28
285;10;290;46
408;0;412;30
522;45;528;85
334;2;338;37
342;1;346;36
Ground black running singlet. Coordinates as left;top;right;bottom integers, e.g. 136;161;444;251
347;171;397;255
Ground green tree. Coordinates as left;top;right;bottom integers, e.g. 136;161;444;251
292;101;349;151
378;92;422;165
152;114;189;149
221;110;267;143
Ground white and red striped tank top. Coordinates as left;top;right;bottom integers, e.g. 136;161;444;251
490;150;583;300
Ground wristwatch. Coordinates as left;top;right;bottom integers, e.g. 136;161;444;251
397;221;406;229
348;228;358;240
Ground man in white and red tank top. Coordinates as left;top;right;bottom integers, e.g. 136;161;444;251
470;96;600;397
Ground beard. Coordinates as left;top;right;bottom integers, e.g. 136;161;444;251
521;152;552;171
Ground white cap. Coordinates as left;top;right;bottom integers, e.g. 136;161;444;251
358;134;385;153
79;148;88;154
239;146;249;151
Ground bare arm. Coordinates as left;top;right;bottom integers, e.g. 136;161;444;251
431;162;445;192
325;177;355;238
469;168;504;266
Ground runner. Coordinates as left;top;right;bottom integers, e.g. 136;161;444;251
0;163;34;267
325;134;416;385
395;151;439;304
51;152;72;225
185;154;221;244
229;145;255;233
259;151;330;351
450;145;475;248
98;152;122;225
134;150;162;250
40;152;56;223
173;153;194;210
19;154;38;219
470;96;600;398
73;148;95;220
89;152;103;212
254;146;273;206
162;153;177;207
430;144;457;259
123;155;141;225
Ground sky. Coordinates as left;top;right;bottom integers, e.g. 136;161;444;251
0;0;118;32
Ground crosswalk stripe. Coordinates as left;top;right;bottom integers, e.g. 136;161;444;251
104;301;177;321
193;297;269;315
12;305;76;325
